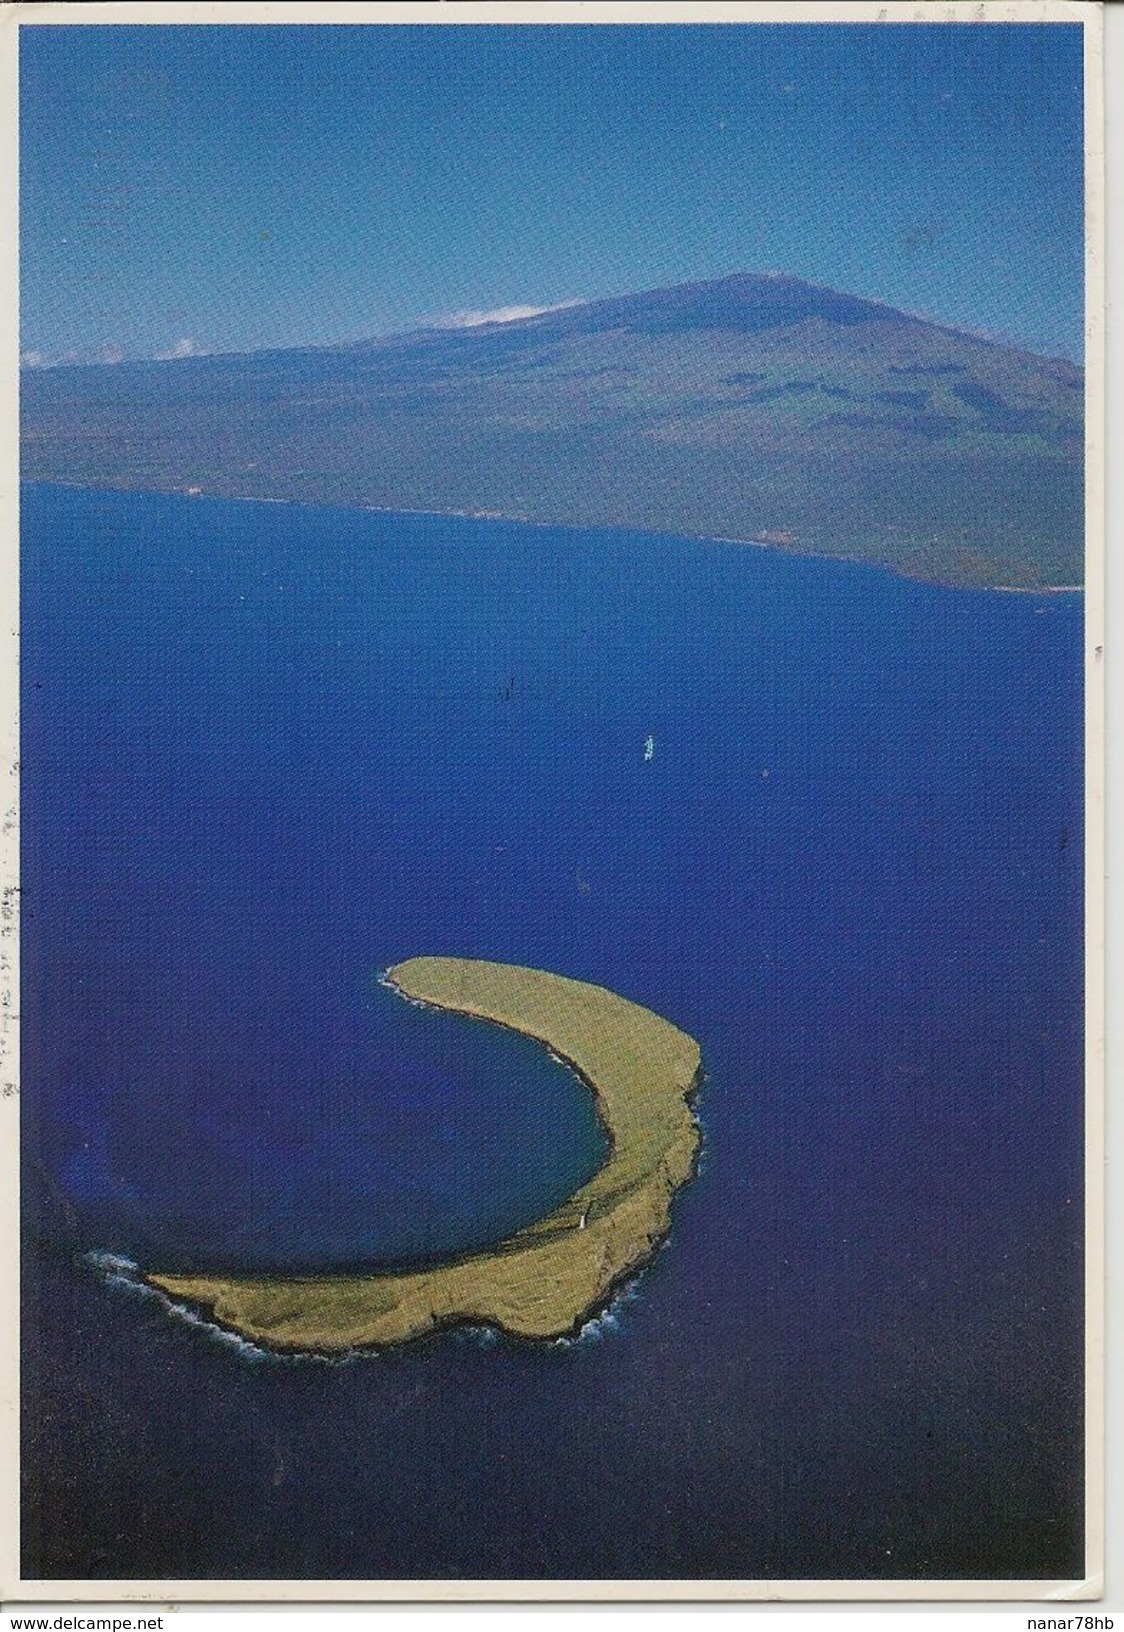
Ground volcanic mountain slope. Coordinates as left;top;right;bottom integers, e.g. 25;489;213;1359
21;273;1084;587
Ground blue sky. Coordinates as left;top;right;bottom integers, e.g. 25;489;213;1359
19;21;1086;364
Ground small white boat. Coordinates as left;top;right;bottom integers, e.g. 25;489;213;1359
644;734;655;762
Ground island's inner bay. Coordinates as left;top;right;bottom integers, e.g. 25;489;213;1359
147;957;702;1351
21;484;1084;1578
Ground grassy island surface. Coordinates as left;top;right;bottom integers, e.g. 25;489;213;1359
146;957;702;1352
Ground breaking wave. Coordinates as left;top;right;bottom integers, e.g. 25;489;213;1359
83;1250;360;1367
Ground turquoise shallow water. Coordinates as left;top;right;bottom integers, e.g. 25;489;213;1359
22;484;1084;1579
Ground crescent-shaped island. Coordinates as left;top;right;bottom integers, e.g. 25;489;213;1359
146;957;703;1353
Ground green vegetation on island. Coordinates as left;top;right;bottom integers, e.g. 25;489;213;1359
146;957;702;1352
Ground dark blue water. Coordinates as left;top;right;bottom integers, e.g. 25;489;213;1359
21;484;1084;1580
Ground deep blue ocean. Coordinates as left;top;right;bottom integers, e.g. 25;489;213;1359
21;483;1084;1581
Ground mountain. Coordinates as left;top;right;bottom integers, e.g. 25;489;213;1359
20;273;1084;587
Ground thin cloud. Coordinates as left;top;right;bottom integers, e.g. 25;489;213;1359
427;300;580;331
154;337;204;361
22;342;130;369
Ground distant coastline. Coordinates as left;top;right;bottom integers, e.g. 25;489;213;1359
20;272;1085;593
22;479;1085;595
146;957;703;1354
